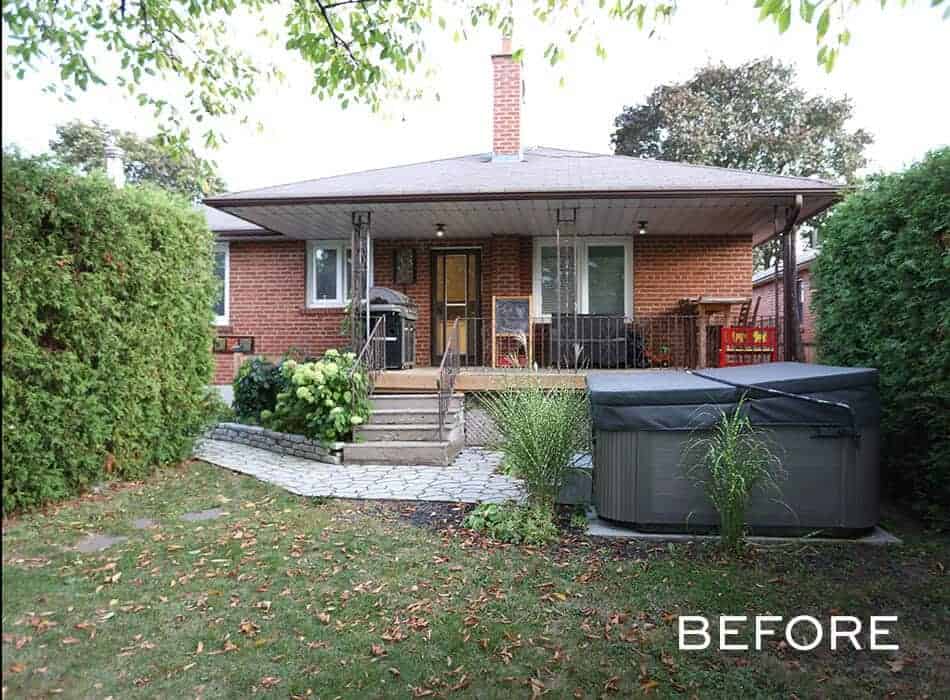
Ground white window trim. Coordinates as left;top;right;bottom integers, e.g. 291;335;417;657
214;242;230;326
532;236;632;319
306;239;372;308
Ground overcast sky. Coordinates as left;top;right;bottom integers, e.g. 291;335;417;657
3;1;947;193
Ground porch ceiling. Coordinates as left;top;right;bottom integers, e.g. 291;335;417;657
212;194;836;246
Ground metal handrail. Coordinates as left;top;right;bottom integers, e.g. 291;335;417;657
350;315;386;400
436;318;460;441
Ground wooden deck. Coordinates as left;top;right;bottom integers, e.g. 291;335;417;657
374;367;677;393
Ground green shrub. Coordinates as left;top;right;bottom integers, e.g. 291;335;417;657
813;148;950;526
463;502;558;545
265;349;370;443
481;385;589;508
232;356;288;422
2;153;216;512
685;398;784;555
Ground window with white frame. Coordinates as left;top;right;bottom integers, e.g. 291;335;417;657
533;238;632;318
307;240;366;307
213;242;229;325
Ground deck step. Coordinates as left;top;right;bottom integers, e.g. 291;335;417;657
343;438;463;466
367;408;460;425
371;393;463;412
355;422;462;443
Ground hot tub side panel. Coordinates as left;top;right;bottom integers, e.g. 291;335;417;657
593;426;878;533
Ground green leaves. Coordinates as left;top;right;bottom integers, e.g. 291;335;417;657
480;385;589;509
2;153;217;512
49;120;226;202
611;57;872;183
265;350;370;444
813;148;950;527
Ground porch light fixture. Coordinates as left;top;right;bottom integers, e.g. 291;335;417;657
435;223;445;238
638;220;648;236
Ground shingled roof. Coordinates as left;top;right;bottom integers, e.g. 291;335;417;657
205;147;842;206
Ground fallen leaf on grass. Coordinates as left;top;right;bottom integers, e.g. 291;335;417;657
887;657;909;673
9;663;26;673
259;676;280;688
239;620;260;637
61;637;81;645
370;644;387;657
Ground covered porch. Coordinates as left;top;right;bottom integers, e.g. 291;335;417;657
210;193;826;371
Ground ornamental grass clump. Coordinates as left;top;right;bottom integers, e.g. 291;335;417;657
264;349;370;443
481;385;590;509
685;397;785;555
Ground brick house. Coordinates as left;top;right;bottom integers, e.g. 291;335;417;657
204;40;840;385
753;246;819;363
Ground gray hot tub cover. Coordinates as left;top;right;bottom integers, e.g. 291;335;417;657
588;362;878;432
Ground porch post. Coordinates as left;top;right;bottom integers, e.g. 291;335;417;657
555;207;577;370
351;211;371;350
781;196;804;362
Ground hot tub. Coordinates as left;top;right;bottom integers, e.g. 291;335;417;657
588;362;880;536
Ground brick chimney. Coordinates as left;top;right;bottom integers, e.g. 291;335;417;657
491;35;522;162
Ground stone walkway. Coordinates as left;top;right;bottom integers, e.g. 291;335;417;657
194;439;526;504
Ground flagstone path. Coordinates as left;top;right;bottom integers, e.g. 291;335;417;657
194;439;526;504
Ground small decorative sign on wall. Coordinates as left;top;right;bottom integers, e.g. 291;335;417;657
394;248;416;285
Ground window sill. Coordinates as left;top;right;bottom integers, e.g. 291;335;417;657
214;320;231;329
302;303;347;312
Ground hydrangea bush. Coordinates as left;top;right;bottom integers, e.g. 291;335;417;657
263;349;370;443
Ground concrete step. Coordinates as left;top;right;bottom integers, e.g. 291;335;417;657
355;422;462;443
368;408;460;425
371;393;463;412
343;438;463;466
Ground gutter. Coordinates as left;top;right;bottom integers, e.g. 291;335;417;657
204;187;844;209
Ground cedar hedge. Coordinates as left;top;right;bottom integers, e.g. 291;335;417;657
813;148;950;527
2;153;218;512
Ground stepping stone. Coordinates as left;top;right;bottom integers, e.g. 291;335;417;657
180;508;227;522
75;534;127;553
132;518;158;530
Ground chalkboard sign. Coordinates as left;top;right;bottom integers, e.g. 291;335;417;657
494;296;531;335
492;295;533;368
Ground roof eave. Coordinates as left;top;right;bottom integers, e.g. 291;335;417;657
204;187;843;209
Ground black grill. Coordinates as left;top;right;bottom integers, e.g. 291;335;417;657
366;286;417;369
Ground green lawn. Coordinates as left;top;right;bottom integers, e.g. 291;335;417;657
2;461;947;698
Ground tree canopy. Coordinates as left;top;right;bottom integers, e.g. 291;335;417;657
50;120;226;201
611;58;872;183
4;0;944;148
610;58;874;271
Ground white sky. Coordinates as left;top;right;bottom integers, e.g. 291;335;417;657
3;1;948;193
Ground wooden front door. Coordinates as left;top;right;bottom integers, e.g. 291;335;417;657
431;249;481;365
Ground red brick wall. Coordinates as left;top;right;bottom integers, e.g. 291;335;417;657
633;234;753;315
753;264;815;360
213;240;347;383
491;42;521;157
372;236;530;367
215;233;752;380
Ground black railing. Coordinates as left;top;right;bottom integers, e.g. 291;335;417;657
452;314;700;369
350;316;386;407
437;319;460;440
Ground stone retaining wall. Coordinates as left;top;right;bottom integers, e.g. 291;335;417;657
207;422;342;464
